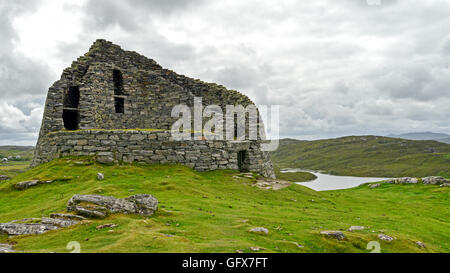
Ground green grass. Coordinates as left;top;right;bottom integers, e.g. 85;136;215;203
0;157;448;253
270;136;450;178
275;171;317;182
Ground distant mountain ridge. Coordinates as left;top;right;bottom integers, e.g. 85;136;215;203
388;132;450;144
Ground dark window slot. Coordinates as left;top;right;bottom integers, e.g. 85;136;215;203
115;97;124;114
64;86;80;108
113;69;124;95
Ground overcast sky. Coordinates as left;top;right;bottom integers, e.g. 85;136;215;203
1;0;449;145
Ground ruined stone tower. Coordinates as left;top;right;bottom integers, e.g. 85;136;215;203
32;39;275;178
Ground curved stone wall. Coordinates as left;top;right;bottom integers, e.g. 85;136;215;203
32;130;275;178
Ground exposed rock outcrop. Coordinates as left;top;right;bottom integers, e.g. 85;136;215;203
385;177;418;184
14;180;54;190
422;176;448;185
0;175;10;181
320;231;346;241
41;217;79;228
249;227;269;235
378;234;395;242
0;223;58;236
67;194;158;218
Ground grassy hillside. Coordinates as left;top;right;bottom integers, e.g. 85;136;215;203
270;136;450;178
0;157;449;253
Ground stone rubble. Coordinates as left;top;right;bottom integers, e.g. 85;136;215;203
14;180;54;190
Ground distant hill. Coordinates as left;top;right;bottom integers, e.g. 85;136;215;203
0;146;34;151
270;136;450;178
0;146;34;162
388;132;450;144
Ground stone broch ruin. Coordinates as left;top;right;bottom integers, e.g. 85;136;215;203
32;39;275;178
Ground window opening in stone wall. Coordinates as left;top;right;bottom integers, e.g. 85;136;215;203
113;69;124;95
64;86;80;108
115;97;125;114
63;86;80;130
113;69;125;114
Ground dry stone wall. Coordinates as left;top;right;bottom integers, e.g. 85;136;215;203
32;130;275;178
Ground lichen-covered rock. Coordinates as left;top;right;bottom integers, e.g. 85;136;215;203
67;194;158;218
125;194;158;216
97;173;105;180
369;184;381;189
440;183;450;187
348;226;365;232
422;176;448;185
416;241;426;248
0;175;10;181
249;227;269;235
385;178;418;184
96;223;118;230
14;180;54;190
41;217;79;228
0;223;58;236
378;234;395;242
320;231;346;241
50;213;86;221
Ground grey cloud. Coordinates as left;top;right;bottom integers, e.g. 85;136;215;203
0;1;52;145
81;0;204;31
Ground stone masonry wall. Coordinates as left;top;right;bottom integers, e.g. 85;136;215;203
36;40;257;139
32;130;276;179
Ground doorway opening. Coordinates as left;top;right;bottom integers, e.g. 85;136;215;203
237;150;249;172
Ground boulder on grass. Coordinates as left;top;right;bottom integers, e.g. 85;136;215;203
249;227;269;235
0;223;58;236
422;176;448;185
14;180;54;190
320;231;346;241
66;194;158;218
